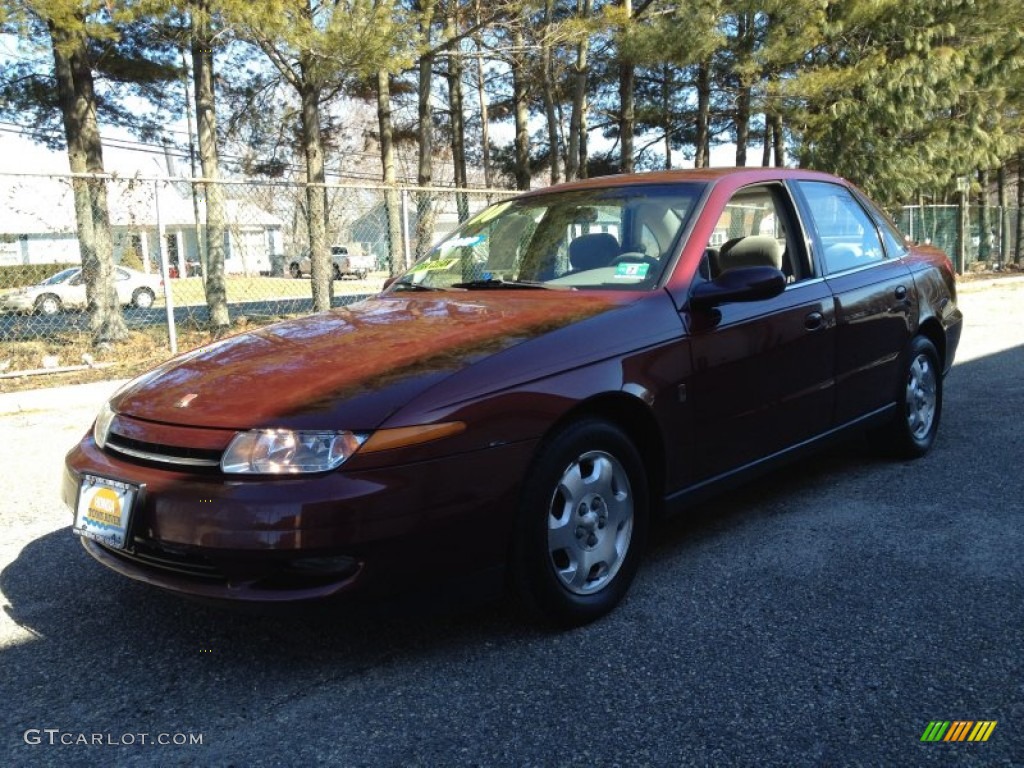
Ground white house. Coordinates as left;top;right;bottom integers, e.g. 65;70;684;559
0;174;284;277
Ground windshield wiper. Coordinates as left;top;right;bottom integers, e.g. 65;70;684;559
391;280;445;292
450;278;545;290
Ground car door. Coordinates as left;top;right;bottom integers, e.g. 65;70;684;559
684;183;836;481
791;180;914;425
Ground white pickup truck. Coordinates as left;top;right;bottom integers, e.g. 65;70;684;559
289;244;375;280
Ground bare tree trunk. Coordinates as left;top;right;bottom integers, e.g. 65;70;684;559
299;73;331;311
662;65;672;169
772;113;784;166
181;51;203;272
998;161;1010;266
445;10;469;220
618;62;634;173
512;23;531;191
916;189;925;243
566;0;592;181
377;69;403;275
618;0;634;174
1017;151;1024;264
694;61;710;168
191;0;229;330
761;115;772;166
734;14;752;167
416;4;437;259
49;20;127;346
472;5;492;189
541;0;561;184
978;167;991;261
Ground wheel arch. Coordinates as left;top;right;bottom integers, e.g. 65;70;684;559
540;391;667;517
916;316;946;370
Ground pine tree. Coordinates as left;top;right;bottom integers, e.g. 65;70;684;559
1;1;180;344
785;0;1024;204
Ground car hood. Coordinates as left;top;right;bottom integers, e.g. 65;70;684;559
111;292;618;430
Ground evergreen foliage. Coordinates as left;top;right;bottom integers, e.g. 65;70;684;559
2;0;1023;220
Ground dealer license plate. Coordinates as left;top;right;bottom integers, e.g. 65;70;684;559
73;475;138;550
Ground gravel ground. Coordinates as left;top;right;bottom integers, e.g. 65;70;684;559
1;279;1022;767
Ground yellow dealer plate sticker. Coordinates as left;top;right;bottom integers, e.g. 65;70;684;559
74;475;137;550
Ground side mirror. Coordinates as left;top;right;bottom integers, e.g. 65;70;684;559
382;275;399;291
689;266;786;310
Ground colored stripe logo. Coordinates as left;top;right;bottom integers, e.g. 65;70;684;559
921;721;997;742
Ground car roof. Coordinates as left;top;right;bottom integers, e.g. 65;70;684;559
516;167;848;197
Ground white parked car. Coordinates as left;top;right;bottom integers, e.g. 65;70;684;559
0;266;163;316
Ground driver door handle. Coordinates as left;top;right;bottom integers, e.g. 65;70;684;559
804;311;824;331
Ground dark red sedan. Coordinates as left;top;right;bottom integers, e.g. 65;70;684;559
64;168;962;625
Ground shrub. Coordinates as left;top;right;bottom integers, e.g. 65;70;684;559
120;249;145;271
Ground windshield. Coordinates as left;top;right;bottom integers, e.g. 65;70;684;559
392;183;704;292
41;268;79;285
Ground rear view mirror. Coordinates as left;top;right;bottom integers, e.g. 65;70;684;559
689;266;786;310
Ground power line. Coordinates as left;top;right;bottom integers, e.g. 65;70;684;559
0;123;455;186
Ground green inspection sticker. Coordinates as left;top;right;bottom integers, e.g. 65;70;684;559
614;262;650;279
408;257;459;273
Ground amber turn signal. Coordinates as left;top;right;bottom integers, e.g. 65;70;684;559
360;422;466;453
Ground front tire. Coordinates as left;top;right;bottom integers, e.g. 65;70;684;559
513;418;649;626
35;294;62;316
871;335;942;459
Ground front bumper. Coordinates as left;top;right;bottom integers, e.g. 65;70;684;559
64;435;535;605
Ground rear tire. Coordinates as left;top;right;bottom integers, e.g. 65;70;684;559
870;335;942;459
512;418;648;627
132;288;155;309
289;262;301;279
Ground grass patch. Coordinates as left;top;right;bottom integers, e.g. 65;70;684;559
170;276;312;305
169;273;387;306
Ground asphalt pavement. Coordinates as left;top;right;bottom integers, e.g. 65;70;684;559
1;279;1022;767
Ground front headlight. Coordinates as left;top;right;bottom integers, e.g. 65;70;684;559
93;401;116;449
221;429;367;475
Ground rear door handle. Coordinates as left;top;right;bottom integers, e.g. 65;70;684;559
804;311;824;331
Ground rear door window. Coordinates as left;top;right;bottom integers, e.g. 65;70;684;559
796;182;886;274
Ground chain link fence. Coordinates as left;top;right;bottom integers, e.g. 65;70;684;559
896;204;1024;272
2;172;1020;380
0;172;514;377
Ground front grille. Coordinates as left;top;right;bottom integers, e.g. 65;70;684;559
102;539;224;581
106;433;222;469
